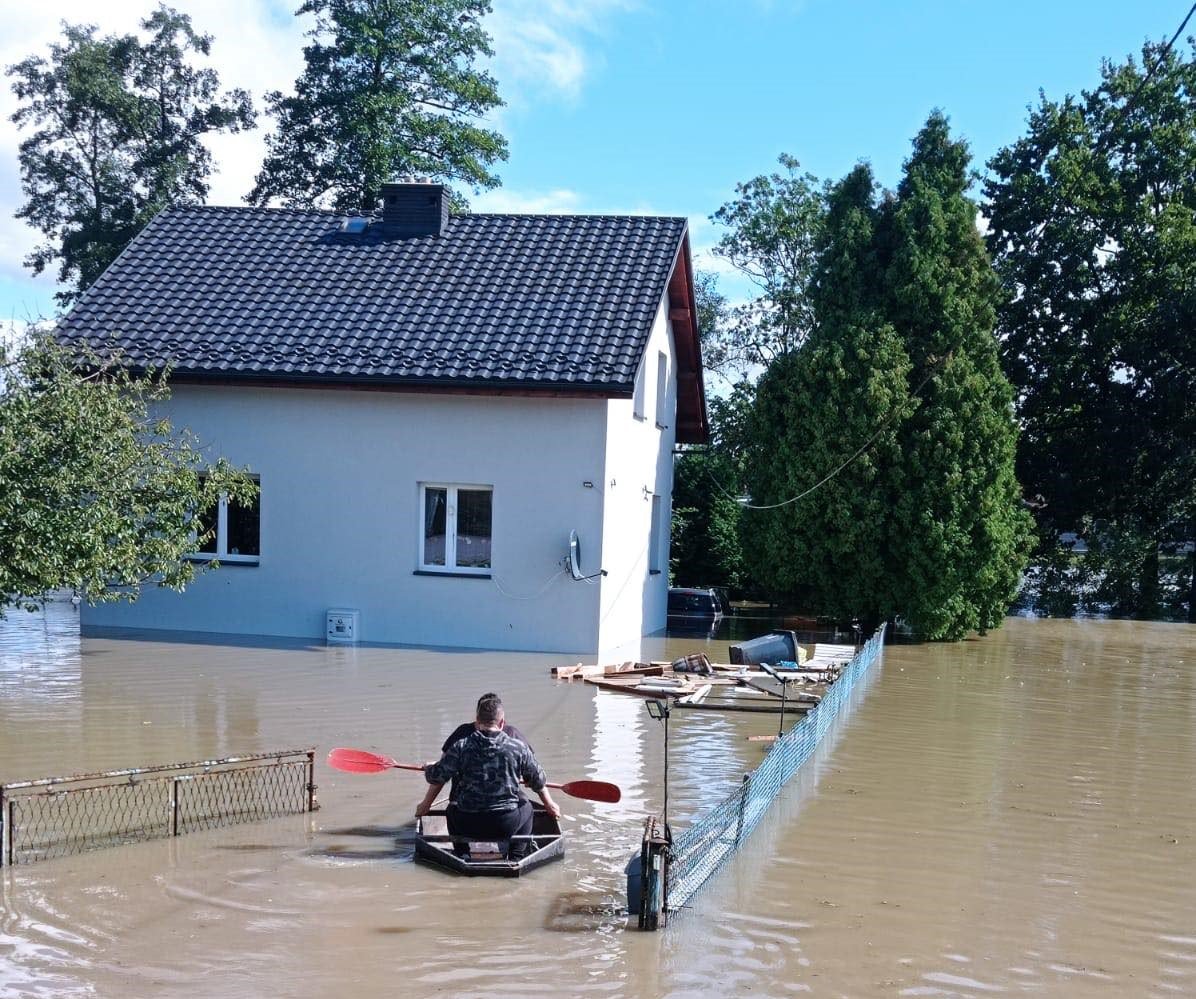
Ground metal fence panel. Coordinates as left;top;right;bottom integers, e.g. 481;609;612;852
0;749;316;866
666;625;886;912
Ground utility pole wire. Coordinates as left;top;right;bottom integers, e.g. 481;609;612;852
1094;2;1196;156
707;4;1196;516
707;355;951;512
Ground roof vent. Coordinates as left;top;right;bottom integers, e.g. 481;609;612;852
379;181;450;237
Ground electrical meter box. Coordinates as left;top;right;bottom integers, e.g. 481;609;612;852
326;609;360;644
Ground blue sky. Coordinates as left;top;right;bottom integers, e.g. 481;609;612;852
0;0;1188;322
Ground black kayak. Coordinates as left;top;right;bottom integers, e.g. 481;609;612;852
415;803;564;877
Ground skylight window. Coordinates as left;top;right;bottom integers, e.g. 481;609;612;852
341;217;369;234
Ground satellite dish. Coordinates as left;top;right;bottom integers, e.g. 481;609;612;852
565;530;606;581
567;530;584;580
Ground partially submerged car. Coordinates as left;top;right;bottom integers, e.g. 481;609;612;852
667;587;724;637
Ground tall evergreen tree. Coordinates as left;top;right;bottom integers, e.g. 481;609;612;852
742;115;1032;638
248;0;507;211
882;113;1033;638
8;7;254;306
742;164;912;625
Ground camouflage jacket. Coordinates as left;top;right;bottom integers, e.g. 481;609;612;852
425;729;546;813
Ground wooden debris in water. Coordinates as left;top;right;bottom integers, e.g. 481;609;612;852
673;700;816;715
551;661;664;680
678;683;713;705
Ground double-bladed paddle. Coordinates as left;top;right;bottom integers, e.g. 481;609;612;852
326;747;622;804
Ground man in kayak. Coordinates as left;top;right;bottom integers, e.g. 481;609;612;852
416;693;560;858
441;692;531;758
440;693;530;809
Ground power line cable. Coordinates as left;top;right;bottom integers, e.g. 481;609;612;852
704;355;950;511
1093;2;1196;155
711;6;1196;515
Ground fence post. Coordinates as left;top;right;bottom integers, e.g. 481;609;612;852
0;785;5;868
306;750;316;812
734;773;751;847
5;796;13;867
638;815;669;931
171;778;180;837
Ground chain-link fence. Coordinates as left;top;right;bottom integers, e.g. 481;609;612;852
665;625;886;913
0;749;316;866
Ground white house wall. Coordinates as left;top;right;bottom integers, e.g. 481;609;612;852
81;386;612;654
596;293;677;658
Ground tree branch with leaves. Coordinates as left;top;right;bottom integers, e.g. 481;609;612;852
7;5;255;307
248;0;507;212
0;333;258;612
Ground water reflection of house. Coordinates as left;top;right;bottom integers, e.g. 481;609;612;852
58;182;709;655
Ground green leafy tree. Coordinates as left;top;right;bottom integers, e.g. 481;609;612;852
693;270;736;383
985;40;1196;620
8;6;255;306
708;154;826;369
249;0;507;211
671;388;754;592
742;165;912;626
0;334;257;611
742;115;1033;639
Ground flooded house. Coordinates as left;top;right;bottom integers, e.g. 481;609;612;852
56;182;709;654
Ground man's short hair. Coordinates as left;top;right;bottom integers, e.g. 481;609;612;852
476;694;504;724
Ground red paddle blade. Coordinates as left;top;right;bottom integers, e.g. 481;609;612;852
327;747;397;774
557;779;621;803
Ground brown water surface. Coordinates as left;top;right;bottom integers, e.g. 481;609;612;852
1;609;1194;997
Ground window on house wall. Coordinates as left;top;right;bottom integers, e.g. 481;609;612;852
655;351;670;427
194;477;261;564
420;484;492;573
633;358;646;419
649;494;663;574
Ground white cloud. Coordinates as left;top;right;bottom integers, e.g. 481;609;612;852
488;0;633;104
472;186;582;213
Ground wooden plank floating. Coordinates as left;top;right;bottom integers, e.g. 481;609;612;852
552;662;665;680
584;676;696;699
673;700;816;715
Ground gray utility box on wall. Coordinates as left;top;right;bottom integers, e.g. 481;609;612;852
326;609;360;644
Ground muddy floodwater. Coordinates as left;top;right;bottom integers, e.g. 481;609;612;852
1;609;1194;998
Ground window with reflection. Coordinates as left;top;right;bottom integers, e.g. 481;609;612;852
420;484;491;573
193;477;260;564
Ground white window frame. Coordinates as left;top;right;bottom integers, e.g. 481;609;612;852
655;350;670;428
192;480;260;565
418;482;493;575
649;493;663;575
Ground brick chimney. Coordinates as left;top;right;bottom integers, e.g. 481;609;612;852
378;181;450;237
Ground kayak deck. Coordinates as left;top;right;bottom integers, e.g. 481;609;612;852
414;804;564;877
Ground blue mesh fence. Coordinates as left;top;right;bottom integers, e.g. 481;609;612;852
665;624;886;912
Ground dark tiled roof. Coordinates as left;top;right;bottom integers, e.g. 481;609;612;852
57;206;689;392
